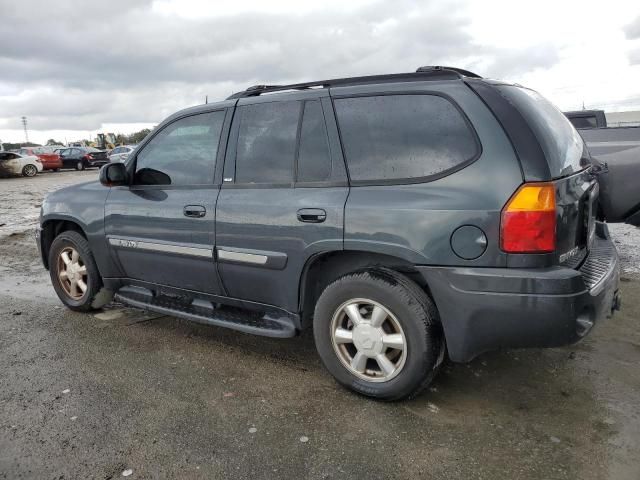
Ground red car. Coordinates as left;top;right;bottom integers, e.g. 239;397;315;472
17;147;63;171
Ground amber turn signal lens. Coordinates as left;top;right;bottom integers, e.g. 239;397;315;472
500;183;556;253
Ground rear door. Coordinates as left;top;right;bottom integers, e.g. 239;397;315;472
104;108;230;294
215;91;349;312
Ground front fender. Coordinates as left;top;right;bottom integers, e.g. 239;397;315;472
41;181;115;276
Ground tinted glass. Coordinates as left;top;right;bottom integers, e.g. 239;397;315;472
569;116;597;129
297;100;331;182
334;95;478;182
497;85;588;178
135;110;225;185
235;101;300;184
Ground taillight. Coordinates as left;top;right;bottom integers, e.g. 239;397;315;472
500;183;556;253
83;154;92;160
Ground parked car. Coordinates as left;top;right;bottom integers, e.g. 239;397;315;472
55;147;109;170
17;146;63;171
565;109;608;129
0;151;43;177
564;110;640;227
37;67;624;400
108;145;136;163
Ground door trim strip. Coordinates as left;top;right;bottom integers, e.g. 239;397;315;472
217;248;268;265
108;237;213;258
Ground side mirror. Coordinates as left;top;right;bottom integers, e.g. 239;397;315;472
99;162;128;186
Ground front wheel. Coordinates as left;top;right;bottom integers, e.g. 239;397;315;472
313;269;444;401
48;231;103;311
22;164;38;177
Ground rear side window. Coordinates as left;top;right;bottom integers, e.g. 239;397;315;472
235;101;300;184
334;94;478;183
297;100;331;182
569;116;597;129
134;110;225;185
496;85;587;178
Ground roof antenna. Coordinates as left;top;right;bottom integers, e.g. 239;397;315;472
582;101;585;110
205;95;208;104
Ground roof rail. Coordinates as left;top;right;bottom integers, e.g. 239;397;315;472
415;65;481;78
226;67;481;99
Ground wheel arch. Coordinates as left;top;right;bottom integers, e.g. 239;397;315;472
41;217;89;270
298;250;432;329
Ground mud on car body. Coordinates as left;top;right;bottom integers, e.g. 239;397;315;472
37;67;623;400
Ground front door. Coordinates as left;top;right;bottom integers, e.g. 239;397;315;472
215;94;349;312
104;109;229;295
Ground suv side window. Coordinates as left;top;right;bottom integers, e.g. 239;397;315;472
134;110;225;186
334;94;478;183
297;100;331;183
234;101;301;184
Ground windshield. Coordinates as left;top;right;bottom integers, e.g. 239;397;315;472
496;85;589;178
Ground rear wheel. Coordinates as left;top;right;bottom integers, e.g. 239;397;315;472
75;160;85;171
313;269;444;401
48;231;103;311
22;164;37;177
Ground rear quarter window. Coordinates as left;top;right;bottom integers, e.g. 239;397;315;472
496;85;588;178
334;94;479;183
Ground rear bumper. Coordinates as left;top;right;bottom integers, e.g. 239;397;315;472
88;160;108;167
418;223;620;362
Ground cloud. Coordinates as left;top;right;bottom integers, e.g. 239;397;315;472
624;15;640;39
1;0;563;134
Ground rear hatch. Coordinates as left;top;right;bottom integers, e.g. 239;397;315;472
495;85;598;267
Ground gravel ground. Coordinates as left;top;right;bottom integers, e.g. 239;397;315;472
1;170;639;479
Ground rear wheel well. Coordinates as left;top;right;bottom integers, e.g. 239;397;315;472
41;220;87;269
298;251;431;329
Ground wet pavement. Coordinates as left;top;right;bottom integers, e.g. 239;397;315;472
1;171;639;479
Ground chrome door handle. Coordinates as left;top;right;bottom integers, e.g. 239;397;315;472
297;208;326;223
184;205;206;218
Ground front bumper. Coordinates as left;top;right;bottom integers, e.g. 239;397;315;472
418;223;620;362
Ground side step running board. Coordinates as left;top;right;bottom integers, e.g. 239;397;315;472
114;286;296;338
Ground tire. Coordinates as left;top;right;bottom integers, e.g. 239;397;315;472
48;231;103;312
53;168;60;172
22;164;38;177
75;160;85;171
313;268;444;401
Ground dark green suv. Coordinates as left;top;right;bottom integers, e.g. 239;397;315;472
37;67;622;400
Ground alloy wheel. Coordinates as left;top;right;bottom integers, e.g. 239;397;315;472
57;246;88;300
24;164;37;177
330;298;407;382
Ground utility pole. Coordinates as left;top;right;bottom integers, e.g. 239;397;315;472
21;116;29;144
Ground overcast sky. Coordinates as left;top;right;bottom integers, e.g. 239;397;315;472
1;0;640;144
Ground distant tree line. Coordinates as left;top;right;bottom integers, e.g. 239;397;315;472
115;128;153;145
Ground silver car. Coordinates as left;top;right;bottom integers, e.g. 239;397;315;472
108;145;136;163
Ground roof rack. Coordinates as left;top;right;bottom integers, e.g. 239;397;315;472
226;66;482;99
